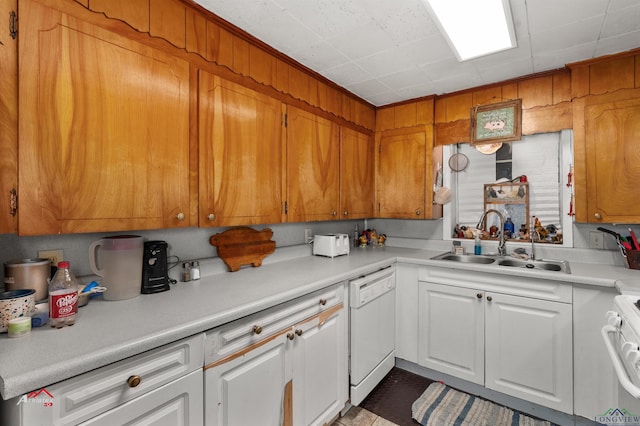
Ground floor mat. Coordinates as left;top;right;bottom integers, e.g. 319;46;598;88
360;367;434;426
412;382;554;426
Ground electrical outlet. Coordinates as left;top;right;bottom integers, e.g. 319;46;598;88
38;249;64;266
589;231;604;249
304;228;313;244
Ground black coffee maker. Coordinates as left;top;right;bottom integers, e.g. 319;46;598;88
141;240;170;294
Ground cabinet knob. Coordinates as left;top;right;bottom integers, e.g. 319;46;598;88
295;329;303;336
594;213;602;220
208;213;215;221
343;211;348;216
319;298;327;306
252;325;263;335
415;209;421;216
476;293;482;299
486;295;493;302
287;332;295;340
176;212;185;221
332;210;337;216
127;375;142;388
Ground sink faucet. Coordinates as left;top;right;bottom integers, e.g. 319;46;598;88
530;216;539;261
476;209;506;256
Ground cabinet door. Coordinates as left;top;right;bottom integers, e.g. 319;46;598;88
484;293;573;414
340;127;374;219
198;72;285;226
418;282;484;385
19;0;190;235
81;370;203;426
0;0;17;234
205;333;291;426
287;107;340;222
584;97;640;222
292;305;347;426
376;127;426;219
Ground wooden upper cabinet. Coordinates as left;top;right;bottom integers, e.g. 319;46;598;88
576;93;640;223
198;71;285;226
0;0;17;234
286;106;340;222
340;128;374;219
18;0;190;235
376;126;437;219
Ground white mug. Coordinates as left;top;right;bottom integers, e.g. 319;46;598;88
89;235;143;301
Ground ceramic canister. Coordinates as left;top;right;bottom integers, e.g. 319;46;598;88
0;289;36;332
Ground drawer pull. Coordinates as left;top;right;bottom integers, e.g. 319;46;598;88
252;325;263;335
287;332;295;340
295;329;303;336
127;375;142;388
319;298;327;306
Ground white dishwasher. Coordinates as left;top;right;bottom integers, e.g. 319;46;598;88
349;265;396;406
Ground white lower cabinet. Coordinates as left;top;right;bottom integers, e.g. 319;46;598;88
418;269;573;414
81;369;203;426
1;334;205;426
204;282;348;426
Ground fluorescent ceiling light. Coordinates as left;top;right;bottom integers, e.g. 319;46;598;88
423;0;517;61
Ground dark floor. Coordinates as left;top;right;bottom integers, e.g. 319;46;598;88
359;367;434;426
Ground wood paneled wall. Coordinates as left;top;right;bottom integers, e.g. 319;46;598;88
568;49;640;97
74;0;376;131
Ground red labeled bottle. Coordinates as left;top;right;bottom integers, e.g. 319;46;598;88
49;261;79;328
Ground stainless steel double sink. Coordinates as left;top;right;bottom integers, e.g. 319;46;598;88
430;252;571;274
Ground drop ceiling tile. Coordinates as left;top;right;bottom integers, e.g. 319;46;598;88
371;0;440;44
354;38;441;79
273;0;371;40
378;67;432;89
526;0;608;34
325;20;397;60
345;78;392;96
595;32;640;57
531;16;605;54
365;91;405;106
601;4;640;38
289;41;351;73
476;57;535;85
532;43;597;71
396;81;438;100
322;61;373;86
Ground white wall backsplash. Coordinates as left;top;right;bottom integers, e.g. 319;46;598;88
0;220;364;277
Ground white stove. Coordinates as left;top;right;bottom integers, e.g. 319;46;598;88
603;295;640;399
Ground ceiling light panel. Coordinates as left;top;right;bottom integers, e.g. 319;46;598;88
423;0;517;61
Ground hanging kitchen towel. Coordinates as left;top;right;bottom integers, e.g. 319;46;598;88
412;382;554;426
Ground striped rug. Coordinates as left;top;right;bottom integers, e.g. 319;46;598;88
412;382;552;426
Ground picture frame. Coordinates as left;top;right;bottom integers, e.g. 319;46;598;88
470;99;522;145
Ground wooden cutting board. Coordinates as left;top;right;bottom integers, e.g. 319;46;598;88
209;227;276;272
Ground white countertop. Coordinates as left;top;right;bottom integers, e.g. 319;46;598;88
1;244;639;400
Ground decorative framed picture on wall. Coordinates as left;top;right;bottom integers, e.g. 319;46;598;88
470;99;522;145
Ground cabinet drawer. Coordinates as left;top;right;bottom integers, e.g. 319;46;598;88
205;282;344;364
80;369;203;426
419;266;572;303
20;334;204;426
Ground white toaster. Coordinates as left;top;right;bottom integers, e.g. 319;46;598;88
312;234;350;258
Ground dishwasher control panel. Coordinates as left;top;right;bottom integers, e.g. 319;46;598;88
349;266;395;308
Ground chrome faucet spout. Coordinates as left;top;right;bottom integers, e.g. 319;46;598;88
530;216;539;261
477;209;506;256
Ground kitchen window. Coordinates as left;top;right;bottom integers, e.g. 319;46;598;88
441;130;574;247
